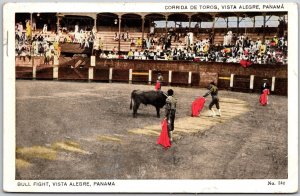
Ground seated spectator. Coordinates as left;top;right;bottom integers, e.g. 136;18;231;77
140;50;147;60
134;49;140;59
99;51;107;59
107;51;113;59
114;32;119;41
130;38;135;46
122;31;130;41
136;37;142;47
112;46;118;54
148;50;155;60
127;49;134;60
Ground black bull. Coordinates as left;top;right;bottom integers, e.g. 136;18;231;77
130;90;167;118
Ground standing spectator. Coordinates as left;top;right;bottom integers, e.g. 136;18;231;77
26;20;31;40
42;24;48;33
142;39;147;49
17;22;23;39
84;37;89;48
74;24;79;33
146;37;151;49
32;17;36;31
150;22;156;35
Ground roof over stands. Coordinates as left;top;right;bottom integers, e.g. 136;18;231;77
145;13;165;21
191;13;213;22
58;13;97;19
57;11;287;23
215;12;286;18
168;13;190;22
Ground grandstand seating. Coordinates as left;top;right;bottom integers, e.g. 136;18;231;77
96;31;143;52
28;26;280;54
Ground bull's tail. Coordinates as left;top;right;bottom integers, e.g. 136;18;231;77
130;98;133;110
130;90;136;110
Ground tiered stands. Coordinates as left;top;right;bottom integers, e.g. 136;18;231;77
96;31;143;52
26;26;281;56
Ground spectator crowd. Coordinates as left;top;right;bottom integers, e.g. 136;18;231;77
15;19;288;66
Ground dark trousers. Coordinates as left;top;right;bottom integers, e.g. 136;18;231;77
209;97;220;110
166;109;176;133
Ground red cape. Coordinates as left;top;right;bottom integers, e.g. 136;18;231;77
240;59;252;68
157;119;171;148
155;82;161;91
191;97;206;117
260;89;270;106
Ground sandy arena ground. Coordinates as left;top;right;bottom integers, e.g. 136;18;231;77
15;80;287;179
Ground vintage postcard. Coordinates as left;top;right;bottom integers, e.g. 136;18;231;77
2;2;298;193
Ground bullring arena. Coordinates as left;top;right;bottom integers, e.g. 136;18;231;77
14;9;288;180
16;80;287;179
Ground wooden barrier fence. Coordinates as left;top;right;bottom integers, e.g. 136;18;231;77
15;56;288;95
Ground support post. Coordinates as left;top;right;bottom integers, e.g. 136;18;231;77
188;71;192;87
165;16;168;37
88;67;94;82
109;68;113;83
53;66;58;80
211;14;216;44
168;70;172;86
88;56;95;82
53;54;59;80
118;16;121;54
226;18;229;30
56;16;60;33
263;13;266;43
129;69;132;84
32;64;36;80
271;76;276;92
148;70;152;85
141;16;145;41
230;74;234;89
91;56;95;67
94;15;97;28
250;75;255;92
30;13;33;39
237;15;240;34
31;13;34;77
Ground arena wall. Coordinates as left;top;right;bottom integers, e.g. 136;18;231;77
16;57;288;95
